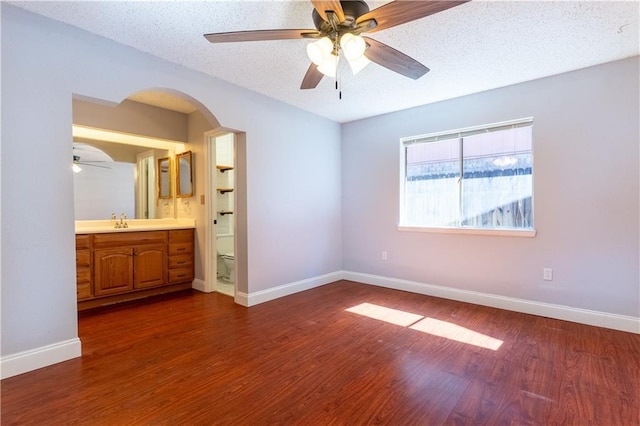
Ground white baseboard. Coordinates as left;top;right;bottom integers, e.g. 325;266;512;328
234;291;249;307
1;338;82;379
191;278;210;293
343;271;640;334
241;271;343;307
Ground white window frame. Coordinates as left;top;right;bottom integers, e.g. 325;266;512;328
398;118;536;237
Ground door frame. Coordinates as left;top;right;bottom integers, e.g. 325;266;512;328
204;130;237;294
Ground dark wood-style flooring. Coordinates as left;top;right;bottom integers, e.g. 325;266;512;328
2;280;639;425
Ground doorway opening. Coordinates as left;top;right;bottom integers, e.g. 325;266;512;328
207;132;236;297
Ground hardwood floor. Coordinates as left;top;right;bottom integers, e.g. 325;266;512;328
2;280;639;425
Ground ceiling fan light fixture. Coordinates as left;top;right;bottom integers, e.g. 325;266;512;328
347;54;370;75
72;163;82;173
317;53;339;78
340;33;366;61
306;36;333;66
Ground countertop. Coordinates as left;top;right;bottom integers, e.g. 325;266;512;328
75;219;196;234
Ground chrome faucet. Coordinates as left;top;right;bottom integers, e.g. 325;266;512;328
114;212;128;228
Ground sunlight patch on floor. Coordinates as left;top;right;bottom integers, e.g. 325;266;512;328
346;302;424;326
409;317;503;350
346;302;503;351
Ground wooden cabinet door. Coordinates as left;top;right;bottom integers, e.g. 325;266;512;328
133;244;167;289
94;248;133;296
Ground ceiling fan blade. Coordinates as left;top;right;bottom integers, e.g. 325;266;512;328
79;163;112;169
204;29;320;43
300;63;324;90
356;0;470;33
363;37;429;80
311;1;345;23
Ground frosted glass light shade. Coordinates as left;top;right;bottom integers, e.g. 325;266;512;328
306;37;333;66
340;33;366;60
72;163;82;173
317;53;339;78
347;54;370;75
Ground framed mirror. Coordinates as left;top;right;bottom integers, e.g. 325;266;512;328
176;151;193;198
157;157;172;199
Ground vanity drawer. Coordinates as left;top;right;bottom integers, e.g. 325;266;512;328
169;255;193;269
169;243;193;256
93;231;168;248
76;267;91;283
76;282;92;300
76;249;91;267
76;234;91;250
168;267;194;284
169;229;194;243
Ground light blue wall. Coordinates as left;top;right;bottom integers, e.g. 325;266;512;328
1;5;342;358
342;57;639;317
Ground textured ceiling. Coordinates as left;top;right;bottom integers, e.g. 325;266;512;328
10;0;639;123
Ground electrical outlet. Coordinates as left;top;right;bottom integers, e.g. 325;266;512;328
543;268;553;281
381;251;388;261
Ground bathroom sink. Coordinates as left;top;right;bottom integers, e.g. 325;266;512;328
75;219;196;234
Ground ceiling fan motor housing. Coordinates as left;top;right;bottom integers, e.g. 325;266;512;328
312;0;370;31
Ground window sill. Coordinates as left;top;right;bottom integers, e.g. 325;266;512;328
397;225;537;238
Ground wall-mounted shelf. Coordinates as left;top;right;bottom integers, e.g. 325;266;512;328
218;211;234;216
216;165;233;173
217;188;234;194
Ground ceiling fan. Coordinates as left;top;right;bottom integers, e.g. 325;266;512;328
204;0;469;90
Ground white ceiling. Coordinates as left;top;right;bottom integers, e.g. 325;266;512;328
11;0;639;123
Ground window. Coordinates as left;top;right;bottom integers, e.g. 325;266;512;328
400;118;534;234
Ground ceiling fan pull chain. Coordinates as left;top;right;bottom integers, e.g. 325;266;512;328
337;63;342;100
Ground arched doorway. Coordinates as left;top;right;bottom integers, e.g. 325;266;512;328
72;88;246;310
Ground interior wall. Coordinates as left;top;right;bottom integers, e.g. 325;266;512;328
342;57;640;318
242;104;343;292
1;4;342;365
73;99;189;142
184;111;213;282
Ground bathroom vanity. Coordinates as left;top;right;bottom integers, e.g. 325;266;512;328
75;220;195;311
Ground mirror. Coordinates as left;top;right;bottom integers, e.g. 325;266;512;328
73;142;172;220
158;157;172;199
72;91;202;221
176;151;193;198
